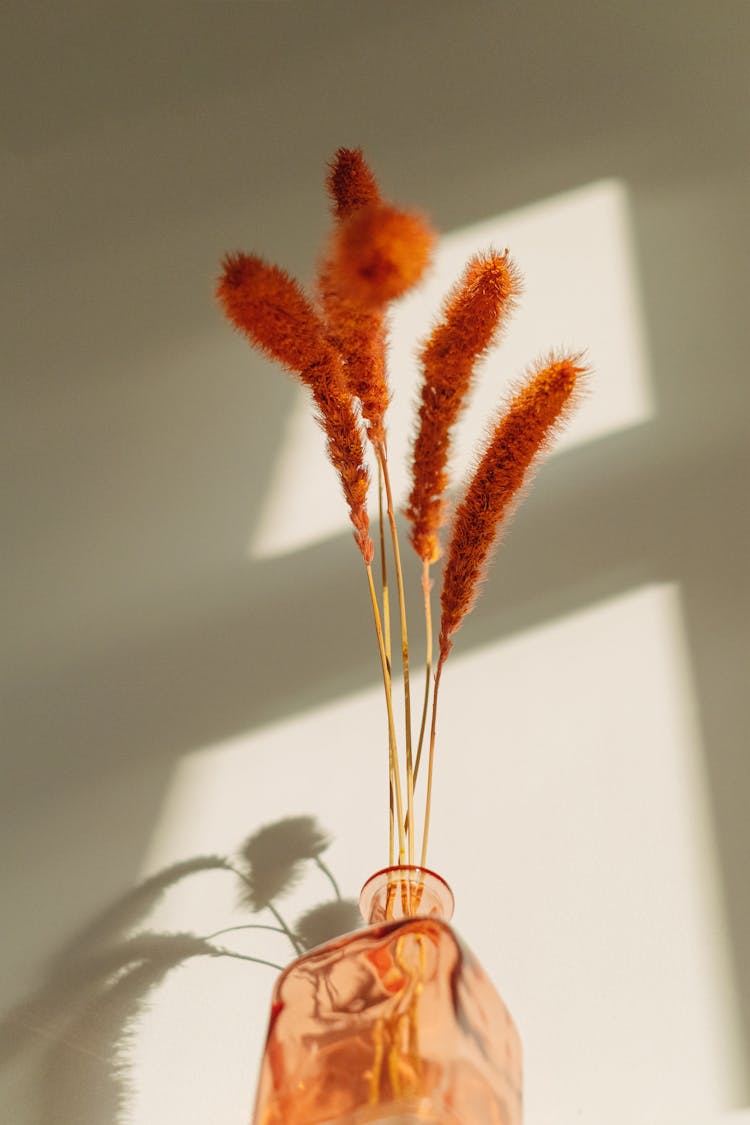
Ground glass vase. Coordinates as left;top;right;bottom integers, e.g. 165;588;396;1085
251;865;522;1125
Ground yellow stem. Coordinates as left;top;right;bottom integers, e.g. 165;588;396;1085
378;460;394;867
413;559;433;791
378;460;392;668
388;783;395;868
368;1018;385;1105
376;442;414;867
366;563;406;863
420;654;444;869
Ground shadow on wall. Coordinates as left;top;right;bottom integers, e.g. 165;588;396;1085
0;816;360;1125
3;1;749;1109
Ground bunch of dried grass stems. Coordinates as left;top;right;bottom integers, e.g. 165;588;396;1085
217;148;588;872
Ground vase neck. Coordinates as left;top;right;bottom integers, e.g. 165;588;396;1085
359;865;454;924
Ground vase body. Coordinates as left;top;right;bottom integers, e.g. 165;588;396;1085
251;866;522;1125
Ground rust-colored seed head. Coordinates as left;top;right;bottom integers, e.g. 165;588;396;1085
319;187;429;444
439;355;588;659
326;148;381;219
318;258;389;446
311;370;374;564
332;203;435;307
216;253;330;374
216;252;373;564
424;250;522;369
406;250;522;564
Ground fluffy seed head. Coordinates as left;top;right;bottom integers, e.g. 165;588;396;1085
216;253;329;373
332;203;435;306
422;250;522;369
326;148;381;219
216;252;373;563
406;250;522;564
439;354;589;657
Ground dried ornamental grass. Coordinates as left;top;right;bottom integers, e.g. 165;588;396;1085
407;250;522;564
217;253;373;564
216;150;589;869
439;354;588;657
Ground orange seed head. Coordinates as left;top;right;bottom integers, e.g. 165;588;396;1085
326;148;381;219
332;203;435;307
216;253;329;373
439;354;588;656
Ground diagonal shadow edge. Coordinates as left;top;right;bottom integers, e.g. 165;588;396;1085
3;420;748;1088
4;418;744;783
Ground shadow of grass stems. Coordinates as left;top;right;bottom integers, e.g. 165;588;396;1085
0;816;361;1124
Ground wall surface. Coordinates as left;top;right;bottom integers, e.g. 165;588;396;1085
1;3;749;1124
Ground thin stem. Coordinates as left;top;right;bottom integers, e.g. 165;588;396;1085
314;856;341;899
376;441;415;867
366;562;406;862
413;559;433;791
388;774;395;868
378;459;392;668
420;654;445;869
378;459;395;867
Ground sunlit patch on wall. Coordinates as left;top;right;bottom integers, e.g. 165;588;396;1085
131;584;742;1125
249;178;653;559
433;582;744;1124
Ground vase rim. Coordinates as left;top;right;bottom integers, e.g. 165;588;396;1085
359;864;454;923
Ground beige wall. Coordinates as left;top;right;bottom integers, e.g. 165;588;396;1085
2;3;748;1122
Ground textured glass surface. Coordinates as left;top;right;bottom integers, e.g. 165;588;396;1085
251;869;522;1125
359;867;455;925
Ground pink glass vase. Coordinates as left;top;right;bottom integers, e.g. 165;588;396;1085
251;865;522;1125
